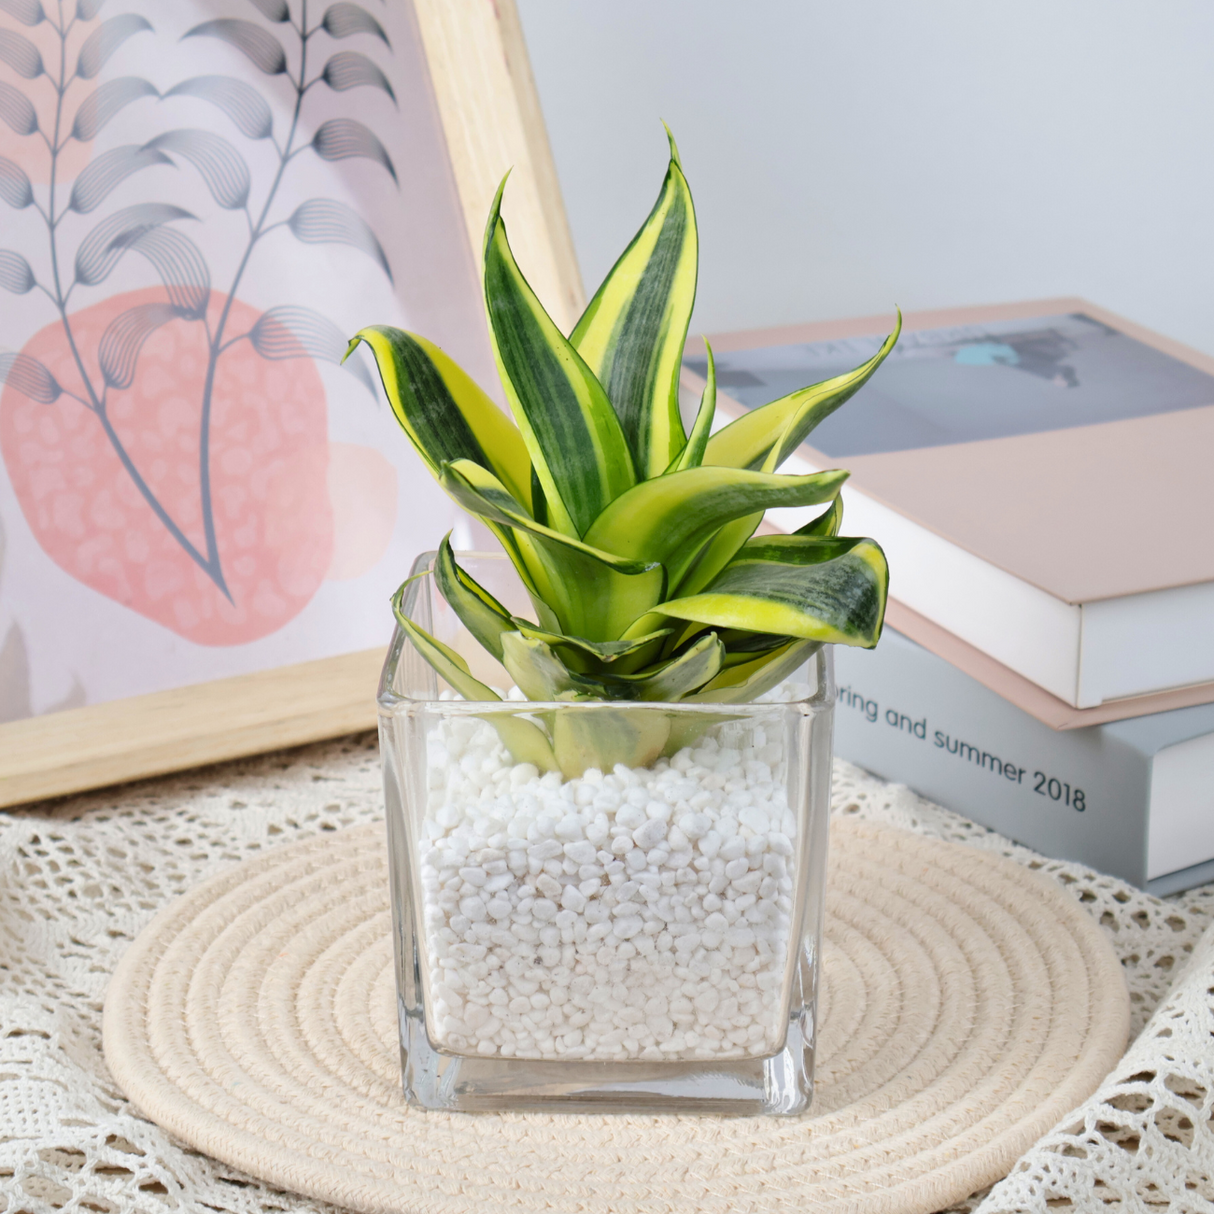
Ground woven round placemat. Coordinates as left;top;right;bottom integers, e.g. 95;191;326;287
103;816;1128;1214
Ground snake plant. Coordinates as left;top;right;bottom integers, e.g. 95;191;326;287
347;131;899;773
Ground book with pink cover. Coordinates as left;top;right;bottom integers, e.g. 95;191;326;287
683;299;1214;721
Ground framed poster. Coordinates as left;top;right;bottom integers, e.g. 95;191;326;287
0;0;583;805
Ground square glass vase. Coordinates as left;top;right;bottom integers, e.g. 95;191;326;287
378;551;835;1114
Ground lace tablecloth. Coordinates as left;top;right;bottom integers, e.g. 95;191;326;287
2;735;1212;1213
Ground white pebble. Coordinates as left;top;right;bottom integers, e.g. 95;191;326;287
556;814;585;841
632;816;667;850
616;803;646;830
561;885;588;913
564;840;597;865
418;716;799;1063
719;836;747;862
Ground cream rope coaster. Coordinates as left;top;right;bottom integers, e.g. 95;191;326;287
103;815;1128;1214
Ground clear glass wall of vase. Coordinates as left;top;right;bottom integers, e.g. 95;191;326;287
378;551;835;1114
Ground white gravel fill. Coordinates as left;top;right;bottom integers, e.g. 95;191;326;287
417;704;803;1062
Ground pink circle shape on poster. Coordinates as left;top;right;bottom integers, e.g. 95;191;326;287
1;288;334;646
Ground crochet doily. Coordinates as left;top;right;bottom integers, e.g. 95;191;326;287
2;736;1213;1214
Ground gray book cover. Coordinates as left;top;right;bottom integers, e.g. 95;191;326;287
832;629;1214;894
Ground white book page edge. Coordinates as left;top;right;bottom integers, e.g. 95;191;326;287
1148;731;1214;879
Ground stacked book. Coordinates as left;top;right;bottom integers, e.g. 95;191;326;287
683;299;1214;895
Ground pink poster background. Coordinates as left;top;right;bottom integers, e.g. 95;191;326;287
0;0;496;720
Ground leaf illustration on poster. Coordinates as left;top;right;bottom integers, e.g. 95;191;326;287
0;0;396;648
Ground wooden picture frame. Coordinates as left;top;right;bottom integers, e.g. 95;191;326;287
0;0;583;809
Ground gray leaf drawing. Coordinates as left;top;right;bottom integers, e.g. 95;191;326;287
0;351;61;403
320;3;388;45
0;28;43;79
74;206;195;288
98;301;186;389
247;304;377;395
144;129;251;210
0;81;37;135
120;225;211;317
0;249;35;293
75;202;195;286
245;0;288;22
311;118;396;182
183;19;287;76
70;76;158;141
76;0;107;21
319;51;395;103
0;156;34;209
286;197;392;282
68;145;173;214
163;76;273;140
0;0;44;27
75;13;153;80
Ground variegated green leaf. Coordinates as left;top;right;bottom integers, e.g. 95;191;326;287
500;632;584;701
441;459;666;640
483;176;635;536
688;638;820;703
502;629;721;704
715;628;792;664
613;632;723;700
391;578;501;702
703;313;901;471
392;577;560;770
794;495;842;537
433;534;514;661
670;337;715;473
488;712;562;774
653;534;888;647
571;127;697;478
584;464;848;589
552;706;670;778
667;510;761;600
346;326;532;510
514;621;673;666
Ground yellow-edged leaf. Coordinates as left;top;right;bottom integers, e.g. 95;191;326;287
687;638;820;703
572;126;697;478
390;579;502;702
652;535;888;647
670;336;715;473
346;326;532;509
440;458;666;641
703;313;901;471
433;534;515;661
583;464;847;589
483;175;635;536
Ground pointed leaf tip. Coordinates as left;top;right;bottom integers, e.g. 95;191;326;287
672;336;715;473
662;120;682;168
570;128;697;476
483;169;511;257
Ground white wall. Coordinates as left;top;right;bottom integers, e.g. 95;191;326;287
516;0;1214;355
